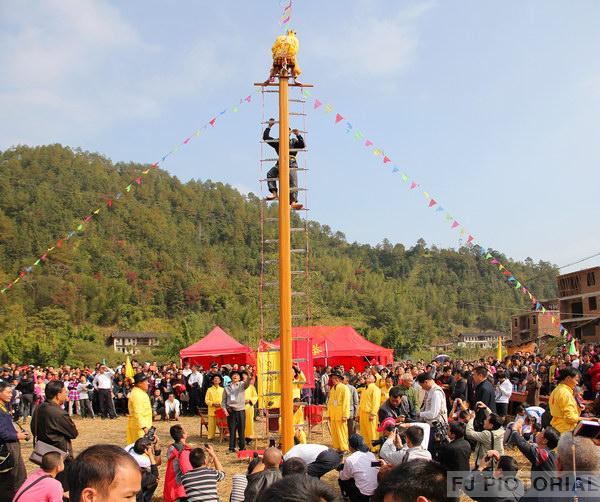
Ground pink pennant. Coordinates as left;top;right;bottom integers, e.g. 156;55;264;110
490;258;499;265
314;99;322;109
40;254;47;262
245;95;251;102
19;271;26;278
107;199;113;207
451;220;459;229
209;118;216;126
365;140;373;147
135;177;142;185
335;113;344;124
383;156;391;164
467;235;474;244
428;199;437;208
183;137;191;144
84;215;93;223
409;181;418;189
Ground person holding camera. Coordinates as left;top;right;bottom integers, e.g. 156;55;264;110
338;434;379;502
0;381;28;498
125;436;161;502
436;421;472;475
465;402;505;469
380;426;432;465
127;373;153;445
180;444;225;502
463;451;524;502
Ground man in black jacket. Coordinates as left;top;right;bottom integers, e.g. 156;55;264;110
31;380;79;490
263;117;305;210
472;367;496;431
437;422;471;475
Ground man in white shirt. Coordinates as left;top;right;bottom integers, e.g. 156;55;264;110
165;393;181;420
283;443;342;479
494;370;513;417
339;434;379;501
380;426;432;466
187;365;203;415
93;365;116;419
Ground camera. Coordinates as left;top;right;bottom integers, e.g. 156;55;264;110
371;438;386;447
144;426;157;443
336;463;344;472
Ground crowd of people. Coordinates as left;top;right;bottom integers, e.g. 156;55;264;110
0;342;599;501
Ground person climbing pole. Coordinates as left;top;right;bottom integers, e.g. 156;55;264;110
263;117;305;210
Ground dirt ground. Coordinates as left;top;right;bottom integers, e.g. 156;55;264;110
18;415;529;501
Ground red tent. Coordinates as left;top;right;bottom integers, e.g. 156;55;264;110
180;326;255;367
277;326;393;371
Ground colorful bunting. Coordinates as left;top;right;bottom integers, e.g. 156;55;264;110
428;199;437;208
314;99;322;109
383;156;391;164
335;113;344;124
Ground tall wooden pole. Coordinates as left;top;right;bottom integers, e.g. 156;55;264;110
278;71;294;453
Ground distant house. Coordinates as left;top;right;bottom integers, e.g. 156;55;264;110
558;266;600;342
109;331;167;354
457;331;507;349
510;300;560;347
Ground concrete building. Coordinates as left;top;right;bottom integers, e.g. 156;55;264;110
109;331;166;354
510;300;560;347
457;331;508;349
558;266;600;342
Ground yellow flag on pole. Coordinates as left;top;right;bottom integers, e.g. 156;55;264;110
496;336;503;361
125;355;135;379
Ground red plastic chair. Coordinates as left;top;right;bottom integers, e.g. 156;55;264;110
215;408;229;442
304;404;328;438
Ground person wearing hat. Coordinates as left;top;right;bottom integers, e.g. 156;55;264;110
327;371;351;452
359;373;381;452
338;434;379;501
205;374;225;440
127;373;153;444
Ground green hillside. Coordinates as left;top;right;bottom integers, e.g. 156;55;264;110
0;145;558;365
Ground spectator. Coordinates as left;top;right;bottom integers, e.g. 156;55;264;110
92;365;116;419
125;437;159;502
281;457;307;476
77;375;94;419
205;374;225;440
471;366;496;431
31;380;78;491
15;372;34;425
436;421;471;474
343;374;360;437
150;389;166;421
465;405;505;468
230;471;248;502
380;426;432;465
243;371;259;443
187;365;203;416
256;474;336;502
165;393;181;421
338;434;379;501
464;452;525;502
494;370;512;417
181;445;225;502
378;386;414;426
163;424;192;502
358;373;381;451
450;370;468;402
548;367;592;433
68;444;141;502
127;374;153;445
11;451;64;502
283;443;343;479
328;371;351;452
373;459;457;502
0;381;28;498
245;447;283;502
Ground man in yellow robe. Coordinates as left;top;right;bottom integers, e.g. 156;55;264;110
292;363;306;400
244;373;258;441
205;374;225;440
359;373;381;451
127;373;153;444
293;399;307;444
380;376;394;403
327;371;350;452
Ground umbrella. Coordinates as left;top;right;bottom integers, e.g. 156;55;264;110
434;354;450;362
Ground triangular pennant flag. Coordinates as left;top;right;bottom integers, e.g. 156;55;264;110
383;156;391;164
485;253;492;259
13;278;19;284
183;137;191;144
135;177;142;185
67;231;76;238
92;208;100;214
142;169;149;175
498;264;505;271
77;224;84;231
209;118;216;126
451;220;460;229
56;240;63;248
490;259;499;265
345;122;353;133
423;191;430;199
324;104;333;113
365;140;373;147
507;276;516;282
445;214;453;222
354;131;364;141
502;270;512;276
335;113;344;124
245;95;251;102
515;281;522;289
373;149;382;156
467;235;474;244
219;109;226;115
232;106;238;113
126;185;132;192
314;99;322;109
409;181;418;189
18;271;26;278
34;259;41;265
40;254;47;261
392;167;399;173
302;88;312;98
541;306;546;314
436;206;444;212
84;215;92;223
401;174;409;182
459;228;467;236
115;192;123;200
151;162;158;168
428;199;437;208
47;246;55;252
107;199;113;207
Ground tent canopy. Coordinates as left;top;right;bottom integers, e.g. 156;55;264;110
277;326;393;370
180;326;255;367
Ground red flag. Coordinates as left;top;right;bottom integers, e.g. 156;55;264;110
383;156;391;163
335;113;344;124
183;137;191;144
151;162;158;168
135;177;142;185
502;270;512;276
57;239;63;248
428;199;437;208
314;99;322;109
209;118;216;126
84;215;93;223
409;181;418;189
107;199;113;207
19;271;26;278
365;140;373;147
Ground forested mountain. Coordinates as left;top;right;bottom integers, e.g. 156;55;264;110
0;145;558;365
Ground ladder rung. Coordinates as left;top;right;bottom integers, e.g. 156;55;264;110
263;392;281;397
264;259;278;264
289;148;307;152
293;358;307;363
260;158;279;162
291;249;306;253
289;98;306;103
290;188;307;193
263;239;278;244
265;370;281;375
289;112;306;116
290;227;306;232
267;413;281;418
292;314;307;319
292;291;306;296
264;281;279;287
264;303;278;308
291;270;306;275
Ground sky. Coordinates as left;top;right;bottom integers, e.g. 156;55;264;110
1;0;600;275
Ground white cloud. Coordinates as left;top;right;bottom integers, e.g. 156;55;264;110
304;1;434;81
0;0;237;149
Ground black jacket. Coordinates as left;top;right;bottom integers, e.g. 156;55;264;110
451;379;468;401
464;471;525;502
263;127;305;158
31;401;78;456
509;431;556;485
474;379;497;430
437;437;471;473
245;468;282;502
